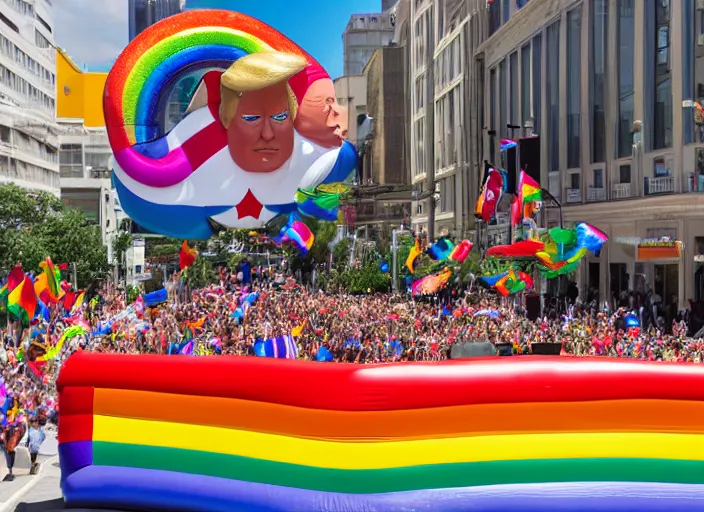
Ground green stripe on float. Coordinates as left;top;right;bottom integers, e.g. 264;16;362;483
92;442;704;494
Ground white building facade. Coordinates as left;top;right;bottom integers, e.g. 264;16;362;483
58;124;117;249
333;74;368;149
477;0;704;308
408;0;487;239
343;12;395;76
0;0;59;195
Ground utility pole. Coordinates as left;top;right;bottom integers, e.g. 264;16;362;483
71;263;78;290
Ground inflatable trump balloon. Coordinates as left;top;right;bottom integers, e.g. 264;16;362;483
105;10;357;239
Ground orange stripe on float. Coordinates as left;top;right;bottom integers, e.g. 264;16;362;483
93;388;704;441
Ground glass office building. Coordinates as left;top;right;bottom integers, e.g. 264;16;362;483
128;0;184;41
478;0;704;309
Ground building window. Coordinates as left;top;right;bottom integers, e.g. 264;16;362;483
618;0;634;158
567;7;581;169
59;144;83;178
36;14;52;34
85;152;111;172
414;117;425;176
570;173;580;189
499;59;507;138
489;67;497;161
546;21;560;172
502;0;510;23
532;34;542;135
591;0;608;163
415;75;425;111
593;168;604;188
0;12;19;33
61;189;100;224
652;0;672;150
439;176;455;212
683;0;696;144
520;44;531;128
619;164;631;183
489;1;501;35
509;51;519;130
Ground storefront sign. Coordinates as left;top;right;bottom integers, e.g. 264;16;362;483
636;241;682;261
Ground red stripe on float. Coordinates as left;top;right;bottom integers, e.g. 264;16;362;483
56;353;704;412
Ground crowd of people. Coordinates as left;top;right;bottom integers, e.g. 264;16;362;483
0;264;703;478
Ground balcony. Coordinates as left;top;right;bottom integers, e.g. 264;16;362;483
611;183;632;199
90;168;111;180
688;173;704;192
587;187;606;202
565;188;582;204
644;176;674;196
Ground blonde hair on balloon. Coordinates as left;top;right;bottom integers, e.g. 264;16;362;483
218;52;307;129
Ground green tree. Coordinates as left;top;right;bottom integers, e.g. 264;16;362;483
342;261;390;294
183;256;217;288
0;184;109;287
112;231;133;282
332;238;351;269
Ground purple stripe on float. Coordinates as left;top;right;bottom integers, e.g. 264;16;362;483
62;465;704;512
59;441;92;476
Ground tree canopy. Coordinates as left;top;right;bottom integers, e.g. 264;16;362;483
0;184;109;287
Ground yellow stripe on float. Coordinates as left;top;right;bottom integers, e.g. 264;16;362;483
92;415;704;470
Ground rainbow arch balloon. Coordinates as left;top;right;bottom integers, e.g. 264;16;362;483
104;9;323;152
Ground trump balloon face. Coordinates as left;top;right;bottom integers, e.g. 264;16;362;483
226;82;295;173
105;10;357;240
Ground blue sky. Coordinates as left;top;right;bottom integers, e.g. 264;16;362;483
54;0;385;79
187;0;383;78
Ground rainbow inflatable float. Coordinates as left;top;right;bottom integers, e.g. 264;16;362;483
58;353;704;511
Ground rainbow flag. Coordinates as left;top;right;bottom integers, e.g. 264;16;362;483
34;273;51;305
276;215;314;254
0;265;24;304
518;170;541;205
510;196;523;228
7;275;37;325
71;291;86;314
39;257;63;303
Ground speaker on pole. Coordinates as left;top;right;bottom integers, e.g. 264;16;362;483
525;292;541;321
519;136;541;185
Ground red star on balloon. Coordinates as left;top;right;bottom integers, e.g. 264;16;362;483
236;189;263;220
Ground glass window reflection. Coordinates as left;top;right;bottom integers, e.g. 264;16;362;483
591;0;608;163
618;0;635;159
567;7;581;169
547;21;560;172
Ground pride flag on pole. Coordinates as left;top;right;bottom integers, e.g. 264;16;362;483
0;265;24;304
39;257;63;303
8;275;37;325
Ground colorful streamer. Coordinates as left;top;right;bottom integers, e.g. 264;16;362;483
405;238;421;274
411;268;452;296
